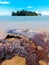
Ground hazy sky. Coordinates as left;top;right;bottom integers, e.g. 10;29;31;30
0;0;49;15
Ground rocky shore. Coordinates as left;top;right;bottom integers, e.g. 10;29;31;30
0;29;49;65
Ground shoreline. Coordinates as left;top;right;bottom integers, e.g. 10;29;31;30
0;28;49;40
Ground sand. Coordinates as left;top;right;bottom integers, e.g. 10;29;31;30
0;30;7;39
2;55;26;65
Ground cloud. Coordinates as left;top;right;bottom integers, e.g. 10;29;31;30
27;6;33;8
0;1;10;4
18;8;23;10
41;11;49;15
0;11;11;16
35;10;39;13
35;10;49;15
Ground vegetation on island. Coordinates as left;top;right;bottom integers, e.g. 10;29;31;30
12;10;41;16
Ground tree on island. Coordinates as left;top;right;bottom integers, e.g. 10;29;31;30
12;10;41;16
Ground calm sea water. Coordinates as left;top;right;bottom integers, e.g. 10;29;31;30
0;16;49;31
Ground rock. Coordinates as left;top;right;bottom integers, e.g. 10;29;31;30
0;32;48;65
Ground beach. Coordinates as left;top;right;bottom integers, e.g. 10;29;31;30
0;0;49;64
0;16;49;65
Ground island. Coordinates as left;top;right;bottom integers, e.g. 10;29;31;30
11;10;41;16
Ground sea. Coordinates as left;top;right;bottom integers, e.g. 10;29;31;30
0;16;49;31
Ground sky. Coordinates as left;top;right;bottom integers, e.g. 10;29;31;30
0;0;49;15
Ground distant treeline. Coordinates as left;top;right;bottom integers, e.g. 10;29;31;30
12;10;41;16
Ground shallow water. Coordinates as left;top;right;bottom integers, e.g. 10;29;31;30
0;16;49;31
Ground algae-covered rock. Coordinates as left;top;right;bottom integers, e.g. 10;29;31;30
0;32;49;65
